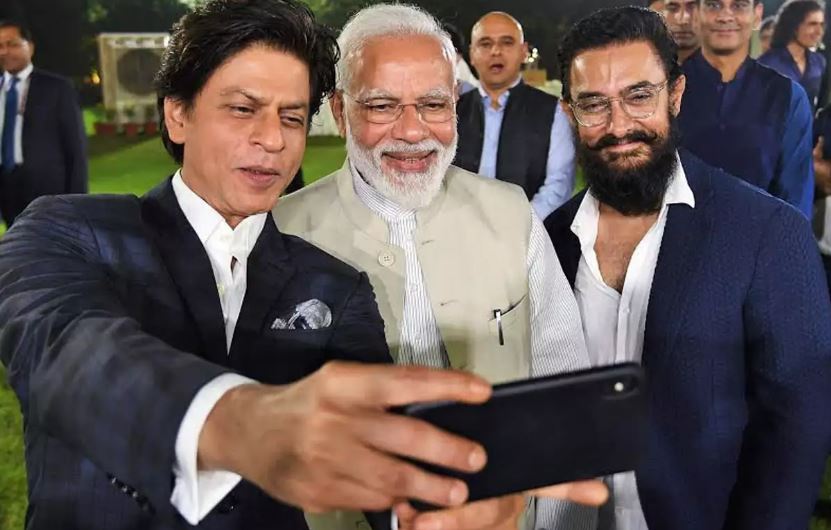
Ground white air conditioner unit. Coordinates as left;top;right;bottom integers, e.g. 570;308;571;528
98;33;168;120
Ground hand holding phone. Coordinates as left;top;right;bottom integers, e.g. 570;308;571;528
396;363;646;510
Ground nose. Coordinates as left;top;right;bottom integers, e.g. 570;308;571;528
606;100;634;138
715;7;735;23
391;104;430;144
250;112;286;153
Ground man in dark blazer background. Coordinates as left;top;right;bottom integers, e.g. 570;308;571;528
0;19;87;226
544;7;831;530
0;1;606;529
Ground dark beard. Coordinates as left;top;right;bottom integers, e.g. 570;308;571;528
575;114;681;216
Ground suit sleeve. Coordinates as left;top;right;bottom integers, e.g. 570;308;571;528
57;79;88;193
324;272;392;365
771;81;814;219
0;196;228;520
724;203;831;528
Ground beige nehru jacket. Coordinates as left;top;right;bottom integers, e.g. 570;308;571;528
274;162;534;380
273;162;577;530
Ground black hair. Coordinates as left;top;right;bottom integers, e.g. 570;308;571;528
155;0;339;164
558;6;682;102
442;22;465;53
0;20;33;42
761;15;776;32
770;0;825;49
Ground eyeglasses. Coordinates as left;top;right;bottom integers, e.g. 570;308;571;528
569;81;669;128
701;0;754;15
342;92;455;124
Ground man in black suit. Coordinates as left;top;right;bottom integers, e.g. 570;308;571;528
0;1;605;529
0;20;87;226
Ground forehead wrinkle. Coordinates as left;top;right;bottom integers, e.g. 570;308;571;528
571;43;665;98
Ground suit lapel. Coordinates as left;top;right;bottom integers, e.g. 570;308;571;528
229;215;296;358
544;191;586;288
142;179;228;365
643;157;714;367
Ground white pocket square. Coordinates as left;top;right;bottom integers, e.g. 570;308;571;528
271;299;332;330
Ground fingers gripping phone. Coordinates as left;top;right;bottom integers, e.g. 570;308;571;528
396;363;647;510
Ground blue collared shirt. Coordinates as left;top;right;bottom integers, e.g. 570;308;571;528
758;47;827;110
680;51;814;218
477;80;576;219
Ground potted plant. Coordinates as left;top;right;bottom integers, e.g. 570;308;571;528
122;105;141;137
143;103;159;135
94;108;118;136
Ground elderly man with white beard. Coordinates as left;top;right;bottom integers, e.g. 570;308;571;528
273;4;592;530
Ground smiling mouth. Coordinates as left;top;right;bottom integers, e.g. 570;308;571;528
382;151;436;171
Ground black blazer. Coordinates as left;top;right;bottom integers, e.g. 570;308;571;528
0;179;391;529
545;150;831;529
2;68;87;221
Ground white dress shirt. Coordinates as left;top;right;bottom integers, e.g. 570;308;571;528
1;63;33;166
352;164;590;530
169;171;263;524
476;77;577;220
571;154;694;530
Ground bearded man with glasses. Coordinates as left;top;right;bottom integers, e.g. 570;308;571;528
275;4;596;529
543;6;831;530
679;0;815;218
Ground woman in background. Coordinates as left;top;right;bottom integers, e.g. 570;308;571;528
759;0;826;109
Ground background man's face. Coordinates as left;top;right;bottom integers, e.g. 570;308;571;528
333;34;457;209
795;10;825;49
469;15;528;91
0;26;34;75
663;0;700;50
164;44;310;223
698;0;763;56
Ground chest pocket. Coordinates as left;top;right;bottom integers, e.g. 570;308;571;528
479;294;531;384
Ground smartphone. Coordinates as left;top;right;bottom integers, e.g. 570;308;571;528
396;362;646;510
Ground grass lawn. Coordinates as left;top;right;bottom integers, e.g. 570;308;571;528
1;131;830;529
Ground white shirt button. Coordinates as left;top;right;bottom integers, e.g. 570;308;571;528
378;251;395;267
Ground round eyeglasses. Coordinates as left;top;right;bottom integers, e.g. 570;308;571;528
569;81;669;128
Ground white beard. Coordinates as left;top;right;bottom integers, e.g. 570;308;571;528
345;120;458;210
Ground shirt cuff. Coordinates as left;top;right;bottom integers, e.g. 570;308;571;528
170;372;256;524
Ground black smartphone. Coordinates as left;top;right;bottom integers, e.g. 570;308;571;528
396;363;646;510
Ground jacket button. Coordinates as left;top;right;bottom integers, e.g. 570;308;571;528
377;251;395;267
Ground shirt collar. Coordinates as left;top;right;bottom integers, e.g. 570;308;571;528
171;170;267;259
570;151;695;242
690;49;753;84
478;76;523;109
4;63;33;87
349;160;415;222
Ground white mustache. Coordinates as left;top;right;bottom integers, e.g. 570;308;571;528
378;140;444;157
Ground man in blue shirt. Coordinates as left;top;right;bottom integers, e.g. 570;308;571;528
454;11;575;220
679;0;814;218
